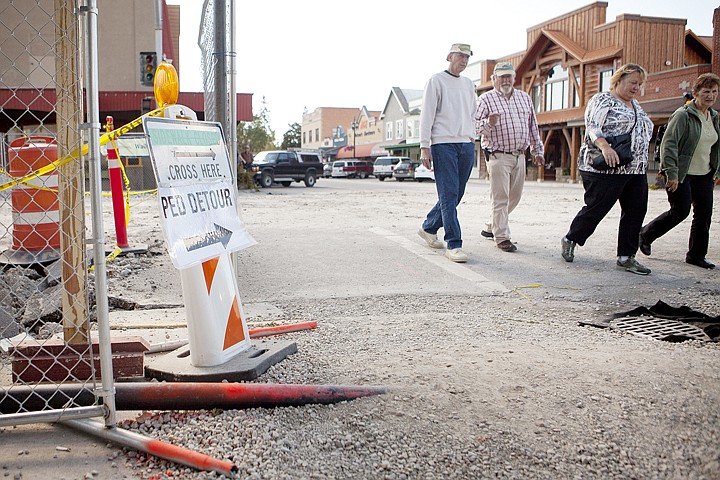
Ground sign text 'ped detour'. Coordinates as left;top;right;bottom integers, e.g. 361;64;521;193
143;117;255;268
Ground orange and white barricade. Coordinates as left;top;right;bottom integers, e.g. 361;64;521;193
1;136;61;265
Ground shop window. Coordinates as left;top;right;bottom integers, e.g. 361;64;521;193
532;84;541;113
600;69;613;92
544;65;570;111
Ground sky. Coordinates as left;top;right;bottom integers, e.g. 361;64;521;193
167;0;717;143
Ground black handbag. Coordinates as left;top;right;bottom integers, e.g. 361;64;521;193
590;103;637;170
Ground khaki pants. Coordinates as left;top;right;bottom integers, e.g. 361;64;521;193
485;152;525;243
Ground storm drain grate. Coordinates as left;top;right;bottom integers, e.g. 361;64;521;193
610;316;711;342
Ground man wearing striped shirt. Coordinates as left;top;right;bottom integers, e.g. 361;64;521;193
475;62;544;252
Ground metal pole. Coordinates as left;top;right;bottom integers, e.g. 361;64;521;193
82;0;117;427
1;383;387;413
0;406;105;428
153;0;163;62
228;0;237;179
153;0;163;110
62;419;238;477
212;0;227;127
228;0;238;271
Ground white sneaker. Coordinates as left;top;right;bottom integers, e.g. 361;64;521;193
418;229;443;249
445;248;468;263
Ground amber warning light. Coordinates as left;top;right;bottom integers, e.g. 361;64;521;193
153;61;179;107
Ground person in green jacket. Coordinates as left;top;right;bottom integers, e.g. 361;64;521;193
639;73;720;269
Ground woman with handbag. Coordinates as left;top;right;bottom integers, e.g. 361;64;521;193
560;63;654;274
639;73;720;269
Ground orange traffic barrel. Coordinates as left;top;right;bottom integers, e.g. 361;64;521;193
0;136;61;266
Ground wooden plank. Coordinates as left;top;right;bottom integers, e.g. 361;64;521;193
525;73;537;95
54;0;87;345
538;130;545;182
561;128;572;148
543;129;554;152
579;63;586;108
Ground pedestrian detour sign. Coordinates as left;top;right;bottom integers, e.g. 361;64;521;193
143;117;255;269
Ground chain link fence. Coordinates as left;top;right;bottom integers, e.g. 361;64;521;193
0;2;246;473
0;0;110;427
199;0;236;173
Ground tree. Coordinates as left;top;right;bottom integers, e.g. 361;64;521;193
237;96;276;152
281;122;301;149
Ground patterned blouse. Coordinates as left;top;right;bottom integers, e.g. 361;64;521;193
580;91;654;174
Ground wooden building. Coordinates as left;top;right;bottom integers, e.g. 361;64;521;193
475;2;716;182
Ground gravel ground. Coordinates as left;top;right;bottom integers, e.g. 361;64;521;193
120;294;720;480
4;178;720;479
109;179;720;480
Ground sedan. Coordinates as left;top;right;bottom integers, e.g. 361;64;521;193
393;160;420;181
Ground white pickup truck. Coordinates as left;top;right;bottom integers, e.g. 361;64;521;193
373;156;408;181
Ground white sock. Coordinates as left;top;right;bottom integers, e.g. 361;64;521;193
618;256;629;262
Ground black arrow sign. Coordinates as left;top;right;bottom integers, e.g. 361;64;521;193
183;223;232;252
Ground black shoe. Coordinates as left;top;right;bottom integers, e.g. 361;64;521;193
686;256;715;269
497;240;517;252
638;232;651;256
481;230;494;239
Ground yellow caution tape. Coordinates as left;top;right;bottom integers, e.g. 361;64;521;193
511;283;543;300
105;246;122;262
88;245;122;272
96;188;158;198
128;189;158;208
108;137;133;227
511;289;532;300
0;107;164;192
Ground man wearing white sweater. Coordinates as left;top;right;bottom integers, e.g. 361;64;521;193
417;43;478;263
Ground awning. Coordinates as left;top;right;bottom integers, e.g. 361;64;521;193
381;142;420;151
336;143;379;159
0;88;253;121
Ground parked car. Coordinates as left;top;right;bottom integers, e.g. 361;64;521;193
323;162;333;178
373;156;407;181
331;161;352;178
353;161;374;178
393;160;420;181
414;163;435;182
252;150;322;187
331;160;374;178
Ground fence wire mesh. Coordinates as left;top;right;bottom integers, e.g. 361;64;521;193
0;0;106;425
199;0;235;163
199;0;218;123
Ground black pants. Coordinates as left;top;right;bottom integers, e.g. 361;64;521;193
640;173;715;260
565;172;648;256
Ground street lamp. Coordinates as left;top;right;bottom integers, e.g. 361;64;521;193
351;120;359;159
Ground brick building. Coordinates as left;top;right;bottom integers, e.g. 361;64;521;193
0;1;253;142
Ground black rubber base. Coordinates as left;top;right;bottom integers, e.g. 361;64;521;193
144;339;297;382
